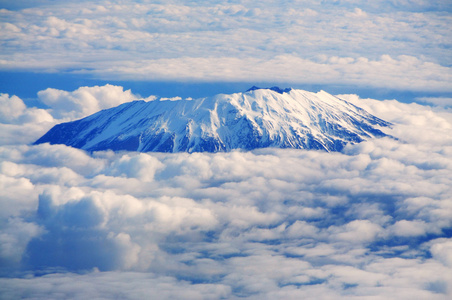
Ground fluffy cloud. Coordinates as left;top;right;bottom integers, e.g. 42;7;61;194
0;88;451;298
430;239;452;267
1;0;451;91
0;93;55;144
37;84;149;119
0;93;27;123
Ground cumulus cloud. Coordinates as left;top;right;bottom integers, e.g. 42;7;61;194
37;84;148;119
430;239;452;267
0;96;45;144
0;93;27;123
0;89;451;298
0;93;55;144
0;0;451;91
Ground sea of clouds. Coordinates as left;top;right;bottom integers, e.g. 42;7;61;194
1;0;452;91
0;84;451;299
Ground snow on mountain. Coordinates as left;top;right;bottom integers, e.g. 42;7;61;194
34;87;391;152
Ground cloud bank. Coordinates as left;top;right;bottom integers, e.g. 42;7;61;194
0;84;451;299
1;0;451;92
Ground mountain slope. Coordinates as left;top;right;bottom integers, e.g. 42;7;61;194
34;88;391;152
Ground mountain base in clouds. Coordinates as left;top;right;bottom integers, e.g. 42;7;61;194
34;88;391;153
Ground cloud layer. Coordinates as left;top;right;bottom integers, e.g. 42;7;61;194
0;84;451;299
1;0;451;91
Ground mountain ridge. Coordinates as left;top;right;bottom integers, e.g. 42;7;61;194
34;87;391;153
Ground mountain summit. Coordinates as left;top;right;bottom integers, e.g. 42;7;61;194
34;88;391;153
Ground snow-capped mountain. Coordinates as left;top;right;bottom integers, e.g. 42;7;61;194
34;87;391;152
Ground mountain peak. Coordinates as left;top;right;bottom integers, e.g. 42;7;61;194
246;86;293;94
34;88;391;153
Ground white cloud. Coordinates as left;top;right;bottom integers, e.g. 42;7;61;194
104;153;164;182
330;220;384;243
0;93;27;123
37;84;141;119
0;271;233;300
390;220;430;237
430;239;452;267
109;232;141;269
0;94;54;125
339;94;452;146
0;173;38;218
416;97;452;108
0;218;42;270
0;94;55;145
88;55;452;92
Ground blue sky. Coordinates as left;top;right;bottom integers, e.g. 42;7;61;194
1;1;452;299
